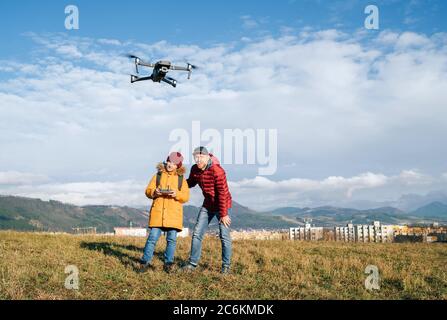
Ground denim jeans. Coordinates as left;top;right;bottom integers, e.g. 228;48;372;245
142;227;178;264
188;207;232;268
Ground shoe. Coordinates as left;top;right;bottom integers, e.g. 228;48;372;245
180;263;197;272
163;263;175;273
221;266;231;275
138;261;155;273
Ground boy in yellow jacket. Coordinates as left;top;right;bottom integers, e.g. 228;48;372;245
139;152;190;273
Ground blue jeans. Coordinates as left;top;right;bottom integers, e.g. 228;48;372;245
142;228;177;264
188;207;232;268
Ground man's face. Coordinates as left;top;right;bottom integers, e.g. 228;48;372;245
165;161;178;172
194;153;210;170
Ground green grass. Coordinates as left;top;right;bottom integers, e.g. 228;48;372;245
0;231;446;300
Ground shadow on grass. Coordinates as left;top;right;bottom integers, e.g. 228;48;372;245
79;241;189;272
80;242;142;271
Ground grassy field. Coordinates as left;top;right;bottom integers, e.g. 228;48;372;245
0;231;446;300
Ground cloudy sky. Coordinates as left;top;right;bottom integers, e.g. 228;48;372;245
1;0;447;210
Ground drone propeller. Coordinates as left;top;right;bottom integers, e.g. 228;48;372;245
185;62;198;80
125;54;142;74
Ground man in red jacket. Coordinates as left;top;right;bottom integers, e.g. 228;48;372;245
182;146;233;274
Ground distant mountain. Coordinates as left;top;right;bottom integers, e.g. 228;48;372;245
268;207;304;216
410;202;447;218
183;201;300;230
394;191;447;211
295;191;447;212
0;195;148;233
1;195;445;233
262;204;444;226
286;206;408;226
0;195;300;232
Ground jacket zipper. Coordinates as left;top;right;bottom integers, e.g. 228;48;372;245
161;174;172;227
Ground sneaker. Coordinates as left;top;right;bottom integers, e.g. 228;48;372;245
180;263;197;272
163;263;175;273
221;266;231;275
138;261;155;273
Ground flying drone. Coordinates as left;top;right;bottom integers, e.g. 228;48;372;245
127;55;197;88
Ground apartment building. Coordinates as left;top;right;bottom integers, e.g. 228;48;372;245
290;222;324;241
334;223;355;242
335;221;395;243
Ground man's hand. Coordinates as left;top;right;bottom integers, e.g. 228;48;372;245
220;215;231;228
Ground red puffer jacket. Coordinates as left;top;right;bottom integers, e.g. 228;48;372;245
187;154;232;217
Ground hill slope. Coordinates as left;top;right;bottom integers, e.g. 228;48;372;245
410;201;447;218
0;195;300;232
1;195;445;233
0;195;148;233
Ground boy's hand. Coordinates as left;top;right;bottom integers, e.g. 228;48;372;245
154;188;162;197
168;190;177;198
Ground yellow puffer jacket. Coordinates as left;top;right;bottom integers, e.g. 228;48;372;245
145;163;190;231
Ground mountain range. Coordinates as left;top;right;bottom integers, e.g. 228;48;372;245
0;194;446;233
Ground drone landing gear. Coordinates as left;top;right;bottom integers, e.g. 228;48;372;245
130;75;153;83
162;77;177;88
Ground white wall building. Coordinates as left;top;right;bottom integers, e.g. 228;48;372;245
290;223;324;241
114;227;147;237
335;221;395;243
335;223;355;242
114;227;189;238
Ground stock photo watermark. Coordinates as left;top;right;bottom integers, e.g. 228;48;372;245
364;5;379;30
65;5;79;30
64;265;79;290
364;265;380;291
168;121;278;176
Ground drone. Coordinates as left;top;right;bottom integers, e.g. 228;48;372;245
127;55;197;88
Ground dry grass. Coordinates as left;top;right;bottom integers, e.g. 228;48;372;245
0;231;445;300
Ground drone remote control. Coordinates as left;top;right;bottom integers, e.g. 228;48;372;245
159;188;174;195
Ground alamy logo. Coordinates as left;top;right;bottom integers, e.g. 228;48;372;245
64;265;79;290
169;121;278;175
65;5;79;30
364;265;380;290
364;5;379;30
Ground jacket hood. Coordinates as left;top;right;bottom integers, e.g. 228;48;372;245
209;153;220;165
156;162;186;175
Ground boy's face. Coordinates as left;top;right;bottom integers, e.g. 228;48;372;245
194;153;210;170
165;161;178;172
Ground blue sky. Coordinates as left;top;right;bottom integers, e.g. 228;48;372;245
0;1;447;209
1;0;446;58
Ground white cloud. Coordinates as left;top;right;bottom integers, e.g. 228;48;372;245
98;38;122;46
1;169;444;210
54;45;83;58
10;180;145;206
231;172;388;197
395;32;432;50
229;170;447;210
241;15;259;29
395;170;433;186
1;30;447;209
0;177;204;208
0;171;49;185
